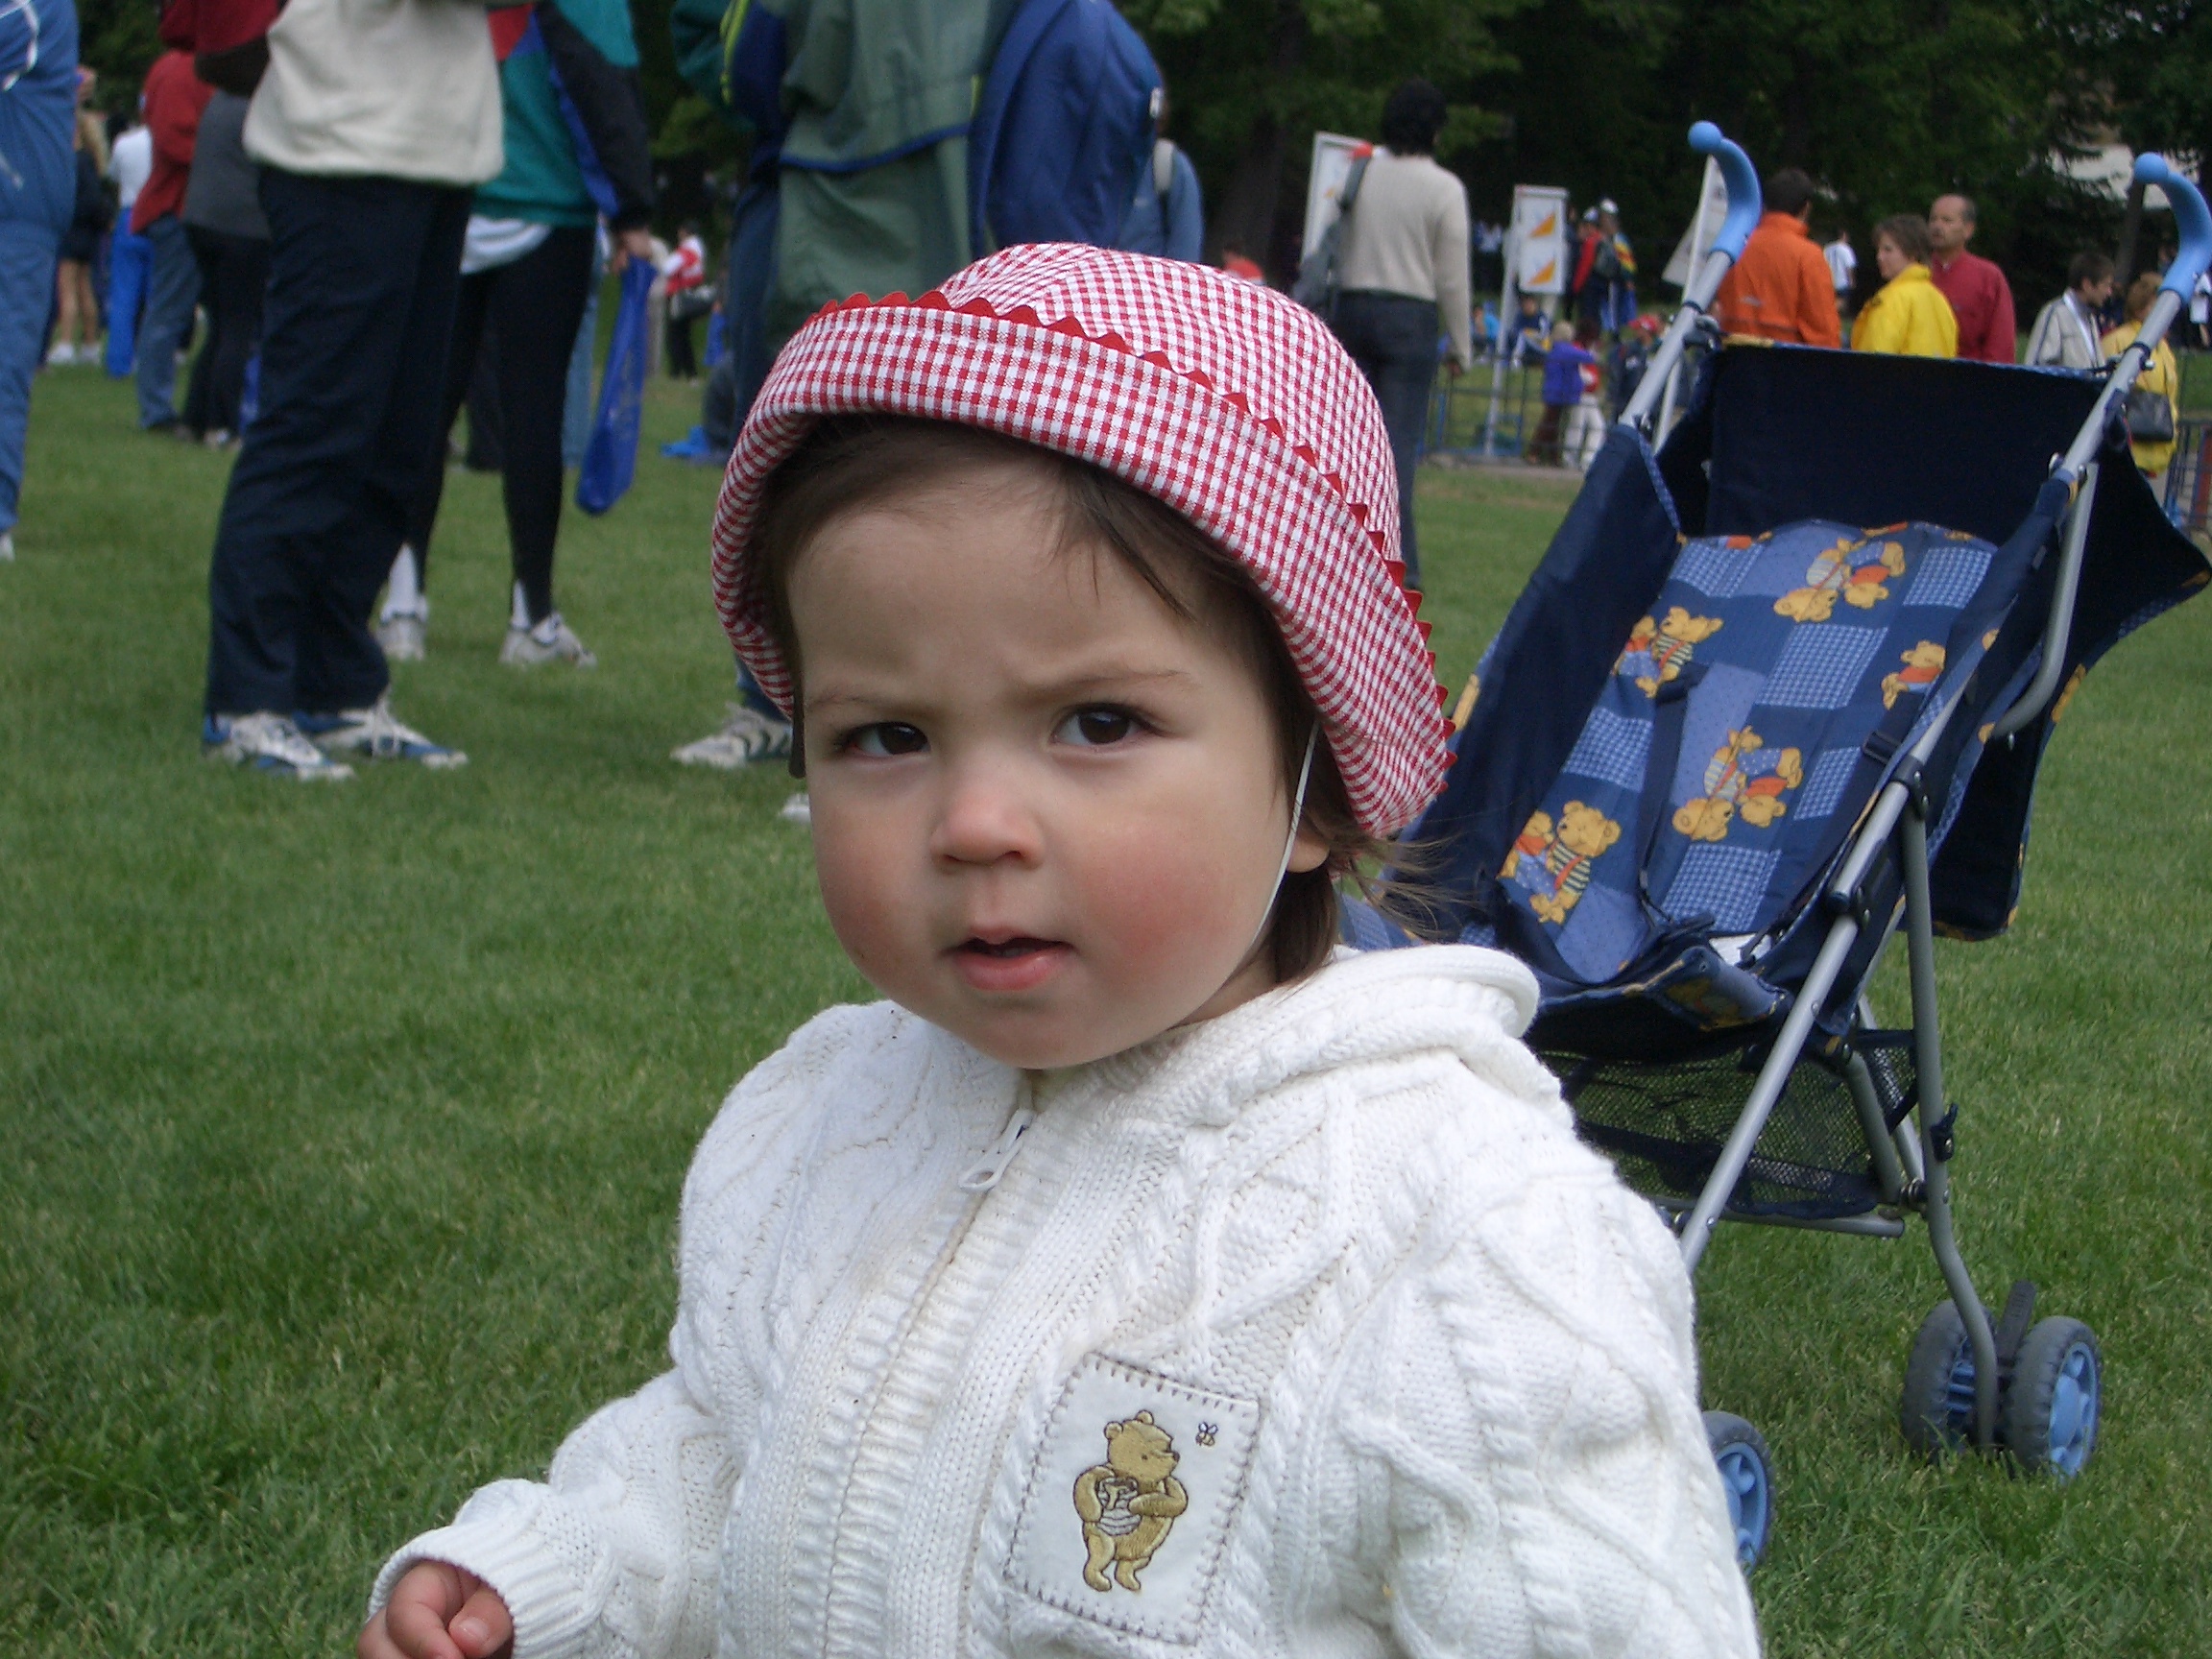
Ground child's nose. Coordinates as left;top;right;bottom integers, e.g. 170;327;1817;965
929;762;1045;867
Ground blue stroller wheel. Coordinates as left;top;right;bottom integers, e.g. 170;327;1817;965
1701;1410;1774;1569
1900;1300;1978;1457
2001;1317;2102;1479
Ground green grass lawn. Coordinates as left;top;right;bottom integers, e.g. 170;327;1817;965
4;366;2208;1655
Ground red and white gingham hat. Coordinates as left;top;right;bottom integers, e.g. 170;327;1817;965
709;243;1450;835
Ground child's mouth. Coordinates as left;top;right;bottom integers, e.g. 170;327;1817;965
952;935;1070;992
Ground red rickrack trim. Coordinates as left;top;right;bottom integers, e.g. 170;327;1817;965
824;283;1419;611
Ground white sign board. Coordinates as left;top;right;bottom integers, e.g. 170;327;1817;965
1510;185;1569;295
1663;157;1730;289
1302;132;1377;258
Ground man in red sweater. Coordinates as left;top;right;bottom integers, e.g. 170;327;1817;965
1927;193;2016;363
1713;168;1840;347
129;47;210;430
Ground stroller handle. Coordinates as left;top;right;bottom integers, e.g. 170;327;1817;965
1690;122;1763;263
2135;154;2212;301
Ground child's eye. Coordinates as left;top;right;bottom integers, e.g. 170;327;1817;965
842;722;928;757
1056;707;1142;747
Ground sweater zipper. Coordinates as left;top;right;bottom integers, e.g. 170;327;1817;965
957;1086;1038;1192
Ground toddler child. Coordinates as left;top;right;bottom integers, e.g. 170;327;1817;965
360;245;1761;1659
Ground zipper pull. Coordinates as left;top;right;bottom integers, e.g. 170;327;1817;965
958;1107;1037;1192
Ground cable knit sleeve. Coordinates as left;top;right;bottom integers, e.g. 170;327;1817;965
367;1006;883;1659
1332;1097;1762;1659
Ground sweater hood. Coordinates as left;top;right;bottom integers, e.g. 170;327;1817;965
1079;942;1553;1130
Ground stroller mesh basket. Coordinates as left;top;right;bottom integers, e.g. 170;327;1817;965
1548;1035;1916;1221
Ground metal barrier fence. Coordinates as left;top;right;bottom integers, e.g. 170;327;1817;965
2162;420;2212;534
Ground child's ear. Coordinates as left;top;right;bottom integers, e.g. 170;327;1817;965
1287;828;1331;875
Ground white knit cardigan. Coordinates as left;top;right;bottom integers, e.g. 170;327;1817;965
373;947;1762;1658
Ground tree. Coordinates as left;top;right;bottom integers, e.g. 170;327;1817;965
1462;0;2109;310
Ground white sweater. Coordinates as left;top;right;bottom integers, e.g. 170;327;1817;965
245;0;502;187
373;948;1762;1658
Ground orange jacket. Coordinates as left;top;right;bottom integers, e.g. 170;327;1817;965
1714;212;1841;348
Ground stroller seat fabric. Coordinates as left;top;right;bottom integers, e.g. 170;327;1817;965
1512;517;2003;991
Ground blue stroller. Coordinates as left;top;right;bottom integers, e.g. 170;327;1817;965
1353;128;2212;1564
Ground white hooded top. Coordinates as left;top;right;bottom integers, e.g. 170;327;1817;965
372;946;1763;1658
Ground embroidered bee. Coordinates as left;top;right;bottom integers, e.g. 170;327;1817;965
1074;1411;1190;1594
1195;1423;1217;1447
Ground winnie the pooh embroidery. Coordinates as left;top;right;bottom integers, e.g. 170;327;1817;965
1672;729;1804;842
1773;536;1908;623
1615;606;1724;695
1881;641;1945;709
1074;1411;1190;1594
1502;802;1621;925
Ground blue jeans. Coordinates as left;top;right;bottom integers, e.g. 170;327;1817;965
0;220;60;535
135;214;202;427
1332;290;1440;589
204;170;470;716
104;226;153;376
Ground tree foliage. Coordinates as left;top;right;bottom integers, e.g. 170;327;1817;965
65;0;2189;308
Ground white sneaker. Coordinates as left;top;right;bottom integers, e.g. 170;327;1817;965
500;613;597;667
45;342;74;367
0;530;13;562
671;703;795;769
779;791;811;825
296;694;467;768
376;610;427;661
203;427;233;450
203;711;354;781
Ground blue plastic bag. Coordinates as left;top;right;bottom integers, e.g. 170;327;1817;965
576;258;653;517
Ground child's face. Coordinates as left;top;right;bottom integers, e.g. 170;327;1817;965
1875;235;1906;281
787;458;1328;1070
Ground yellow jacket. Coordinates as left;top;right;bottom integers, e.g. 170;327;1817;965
1852;265;1959;358
2102;320;2179;476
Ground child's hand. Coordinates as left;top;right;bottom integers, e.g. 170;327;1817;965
357;1562;514;1659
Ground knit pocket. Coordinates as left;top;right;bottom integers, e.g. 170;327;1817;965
1007;1354;1261;1644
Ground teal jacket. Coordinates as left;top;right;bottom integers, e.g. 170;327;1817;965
478;0;655;228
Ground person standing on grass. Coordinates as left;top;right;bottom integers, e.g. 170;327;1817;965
2103;273;2179;496
379;0;656;671
1852;214;1956;359
662;221;707;380
1331;76;1472;589
103;105;153;375
355;243;1762;1659
48;79;110;366
189;0;505;779
0;0;77;565
1713;168;1840;347
1823;227;1856;319
178;90;268;449
2024;252;2114;373
1528;318;1593;466
128;42;209;433
1926;193;2014;364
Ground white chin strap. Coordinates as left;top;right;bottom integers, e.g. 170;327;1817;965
1242;724;1320;965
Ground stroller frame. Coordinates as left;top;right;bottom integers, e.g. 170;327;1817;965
1572;133;2211;1455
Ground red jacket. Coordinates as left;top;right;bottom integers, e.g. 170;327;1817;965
1713;211;1841;348
1928;251;2017;364
129;50;212;233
